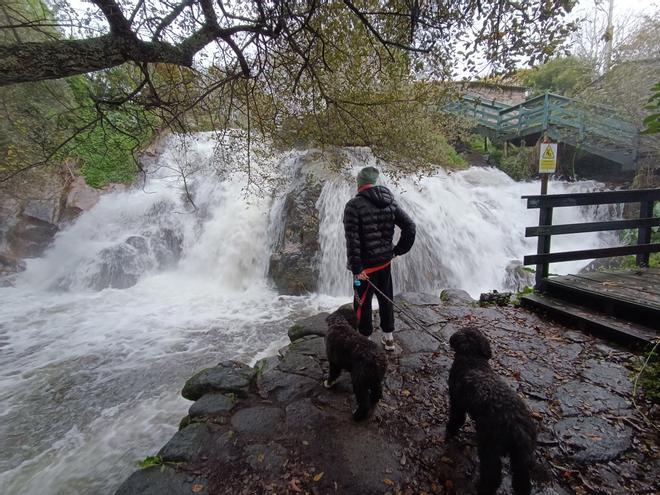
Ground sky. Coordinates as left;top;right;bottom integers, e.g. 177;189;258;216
574;0;657;18
60;0;659;78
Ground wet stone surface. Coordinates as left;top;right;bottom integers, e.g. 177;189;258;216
181;361;255;401
555;381;631;416
116;292;659;495
553;416;633;462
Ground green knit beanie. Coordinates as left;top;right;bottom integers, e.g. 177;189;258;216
357;166;379;188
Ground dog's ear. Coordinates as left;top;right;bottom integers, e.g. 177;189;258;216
341;308;358;328
476;333;492;359
449;331;469;354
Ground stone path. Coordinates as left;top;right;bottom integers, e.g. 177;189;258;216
116;291;659;495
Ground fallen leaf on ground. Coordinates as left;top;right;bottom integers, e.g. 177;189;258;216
313;472;324;482
289;479;302;492
191;484;204;493
384;478;395;486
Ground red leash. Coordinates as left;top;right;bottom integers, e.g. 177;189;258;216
354;261;391;323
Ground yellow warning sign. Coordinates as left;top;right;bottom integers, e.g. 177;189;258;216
542;146;555;160
539;143;557;173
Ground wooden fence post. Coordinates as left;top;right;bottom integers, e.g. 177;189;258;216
637;200;654;267
535;206;553;289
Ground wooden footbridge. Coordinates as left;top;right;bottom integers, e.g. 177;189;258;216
520;188;660;346
446;92;640;169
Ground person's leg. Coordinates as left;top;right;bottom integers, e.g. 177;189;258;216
353;277;374;336
373;266;395;333
373;267;395;349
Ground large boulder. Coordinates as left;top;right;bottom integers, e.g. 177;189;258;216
503;260;535;291
182;361;255;401
268;151;337;295
77;228;183;291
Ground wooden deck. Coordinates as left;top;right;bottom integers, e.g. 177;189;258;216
521;268;659;346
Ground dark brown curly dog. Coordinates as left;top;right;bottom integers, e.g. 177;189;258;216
324;306;388;421
446;327;536;495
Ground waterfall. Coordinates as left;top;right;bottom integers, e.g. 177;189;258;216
0;134;619;495
317;157;618;298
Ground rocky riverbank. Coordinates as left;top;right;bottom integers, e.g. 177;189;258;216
115;291;659;495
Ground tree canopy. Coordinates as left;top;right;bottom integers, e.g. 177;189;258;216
0;0;577;183
517;56;596;96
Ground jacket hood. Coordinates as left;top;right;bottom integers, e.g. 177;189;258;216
358;185;394;208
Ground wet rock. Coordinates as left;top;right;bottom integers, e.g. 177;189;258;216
230;406;284;436
89;242;151;290
7;216;59;258
554;416;633;462
395;303;448;327
65;176;101;212
115;466;209;495
285;398;329;429
479;290;512;307
581;359;632;395
23;198;59;224
276;348;323;380
0;273;18;287
396;329;441;354
536;484;573;495
439;322;461;343
256;369;319;402
158;423;218;463
244;442;288;473
332;427;406;492
503;260;535;292
580;257;625;273
565;330;591;344
555;381;630;416
188;393;235;418
268;153;327;295
182;361;255;401
253;355;279;375
440;288;475;305
288;312;330;342
398;353;428;370
150;228;183;268
549;342;583;362
0;252;25;276
494;320;537;336
519;363;555;389
287;335;326;358
396;292;441;306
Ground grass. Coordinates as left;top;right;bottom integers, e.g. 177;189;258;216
633;345;660;406
137;455;167;469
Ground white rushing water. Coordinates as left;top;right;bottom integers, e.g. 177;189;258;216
0;134;619;494
317;150;618;297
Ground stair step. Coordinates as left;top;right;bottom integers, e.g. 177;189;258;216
521;293;656;347
542;275;659;329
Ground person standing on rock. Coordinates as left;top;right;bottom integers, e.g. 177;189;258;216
343;166;416;351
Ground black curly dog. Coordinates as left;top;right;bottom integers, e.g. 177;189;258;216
446;327;536;495
324;306;388;421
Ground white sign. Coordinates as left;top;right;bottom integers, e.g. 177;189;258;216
539;143;557;173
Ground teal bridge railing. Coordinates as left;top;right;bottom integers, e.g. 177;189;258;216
445;92;640;169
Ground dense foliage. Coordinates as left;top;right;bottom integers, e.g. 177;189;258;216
518;57;596;96
0;0;577;184
642;82;660;135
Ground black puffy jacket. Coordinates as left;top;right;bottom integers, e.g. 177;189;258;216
343;185;416;275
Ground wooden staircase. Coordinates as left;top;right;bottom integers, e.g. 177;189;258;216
520;189;660;347
521;270;659;347
445;92;641;169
